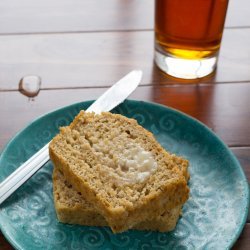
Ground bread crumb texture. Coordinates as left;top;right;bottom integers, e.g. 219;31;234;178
53;168;182;232
49;111;189;233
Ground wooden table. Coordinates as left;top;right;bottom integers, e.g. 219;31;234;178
0;0;249;249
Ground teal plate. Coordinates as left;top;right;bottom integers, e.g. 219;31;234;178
0;100;249;250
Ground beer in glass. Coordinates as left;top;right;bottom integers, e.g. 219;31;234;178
155;0;229;79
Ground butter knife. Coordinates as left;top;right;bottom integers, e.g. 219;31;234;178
0;70;142;205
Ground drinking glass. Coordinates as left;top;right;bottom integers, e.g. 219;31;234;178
155;0;229;79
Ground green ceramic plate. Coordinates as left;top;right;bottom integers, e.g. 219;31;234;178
0;100;249;250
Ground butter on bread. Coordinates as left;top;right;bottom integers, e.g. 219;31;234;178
49;111;189;233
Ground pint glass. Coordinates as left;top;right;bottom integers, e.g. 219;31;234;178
155;0;229;79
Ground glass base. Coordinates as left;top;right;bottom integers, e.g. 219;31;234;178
155;50;217;79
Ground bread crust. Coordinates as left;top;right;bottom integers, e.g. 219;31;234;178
49;111;189;233
53;168;182;232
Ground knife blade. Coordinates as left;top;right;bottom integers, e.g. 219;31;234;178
0;70;142;205
87;70;142;114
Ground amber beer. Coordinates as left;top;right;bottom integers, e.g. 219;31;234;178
155;0;229;79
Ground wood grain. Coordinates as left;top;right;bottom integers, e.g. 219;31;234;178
0;0;249;35
231;148;250;184
0;0;154;34
0;233;12;250
1;83;250;149
226;0;250;28
0;0;249;248
233;224;250;250
0;93;249;249
0;28;250;91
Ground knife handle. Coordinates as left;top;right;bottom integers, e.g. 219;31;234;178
0;70;142;205
0;143;50;205
0;101;95;205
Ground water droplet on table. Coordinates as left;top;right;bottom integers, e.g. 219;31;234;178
19;75;41;98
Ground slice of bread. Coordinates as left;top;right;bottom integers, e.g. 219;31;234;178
49;111;189;233
53;168;183;232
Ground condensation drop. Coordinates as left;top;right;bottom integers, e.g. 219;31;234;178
19;75;41;98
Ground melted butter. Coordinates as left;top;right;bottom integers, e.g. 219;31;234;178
117;143;157;183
